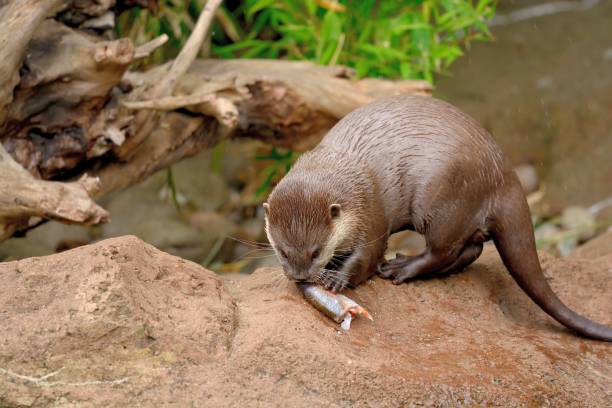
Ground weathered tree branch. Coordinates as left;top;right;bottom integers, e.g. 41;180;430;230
0;0;67;125
2;19;135;178
0;144;108;241
155;0;223;98
115;0;224;159
89;58;431;195
134;34;169;59
0;0;432;240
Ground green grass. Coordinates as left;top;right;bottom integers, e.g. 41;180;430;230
116;0;497;196
212;0;496;83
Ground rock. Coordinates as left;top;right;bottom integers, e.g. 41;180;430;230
96;149;235;263
386;230;426;257
590;196;612;225
0;238;52;261
102;184;206;261
560;206;597;242
1;236;610;407
100;177;212;263
534;222;561;247
189;211;239;238
513;163;539;195
189;211;241;264
435;0;612;212
0;236;235;407
571;230;612;260
168;151;230;212
217;140;265;189
556;235;579;258
238;211;267;243
0;221;94;261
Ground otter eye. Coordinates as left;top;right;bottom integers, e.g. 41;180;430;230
311;248;321;260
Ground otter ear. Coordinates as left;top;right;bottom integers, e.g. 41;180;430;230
263;202;270;216
329;203;341;219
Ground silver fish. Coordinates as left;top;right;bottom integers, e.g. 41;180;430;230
298;283;373;331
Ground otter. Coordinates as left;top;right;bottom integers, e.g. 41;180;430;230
263;95;612;341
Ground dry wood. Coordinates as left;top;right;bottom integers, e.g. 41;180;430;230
115;0;224;159
0;144;108;241
155;0;224;98
134;34;169;59
2;19;135;178
90;59;431;196
0;0;432;240
0;0;66;126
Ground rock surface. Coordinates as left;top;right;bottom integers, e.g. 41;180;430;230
98;149;233;264
1;236;611;407
436;0;612;213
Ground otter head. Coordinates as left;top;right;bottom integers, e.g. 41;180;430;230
263;182;357;288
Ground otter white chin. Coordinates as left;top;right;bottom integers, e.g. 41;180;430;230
263;95;612;341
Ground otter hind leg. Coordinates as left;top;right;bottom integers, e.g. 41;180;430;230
378;238;484;284
436;242;483;276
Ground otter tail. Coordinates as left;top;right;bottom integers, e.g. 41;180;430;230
492;180;612;341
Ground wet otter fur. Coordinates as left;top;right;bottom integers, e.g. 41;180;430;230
264;95;612;341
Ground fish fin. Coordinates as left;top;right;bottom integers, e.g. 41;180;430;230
341;315;352;331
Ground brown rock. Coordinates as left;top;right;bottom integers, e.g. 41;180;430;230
571;230;612;260
0;236;236;406
514;163;539;195
435;0;612;212
0;237;610;407
189;211;239;237
100;172;223;262
560;206;597;241
0;221;94;261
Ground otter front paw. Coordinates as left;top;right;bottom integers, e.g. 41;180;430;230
324;279;346;293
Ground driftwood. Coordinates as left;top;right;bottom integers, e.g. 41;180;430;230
0;144;108;241
0;0;66;126
0;0;432;240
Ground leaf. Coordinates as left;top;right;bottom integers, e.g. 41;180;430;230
317;11;342;63
304;0;318;15
400;61;412;79
255;167;277;198
245;0;277;19
358;43;407;60
355;58;372;78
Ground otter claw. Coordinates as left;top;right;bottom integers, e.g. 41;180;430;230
378;253;419;281
376;264;395;279
378;258;421;283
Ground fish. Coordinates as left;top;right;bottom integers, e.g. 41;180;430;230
298;283;373;331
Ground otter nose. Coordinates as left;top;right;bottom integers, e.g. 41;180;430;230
281;266;308;282
287;269;310;282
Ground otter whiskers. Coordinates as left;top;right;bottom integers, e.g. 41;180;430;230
227;236;272;249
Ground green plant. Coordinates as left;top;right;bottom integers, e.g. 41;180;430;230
254;147;296;197
115;1;241;66
213;0;496;196
165;167;183;212
213;0;496;83
116;1;196;65
116;0;496;197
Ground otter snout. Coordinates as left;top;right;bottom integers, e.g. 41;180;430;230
277;251;319;283
283;267;313;283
